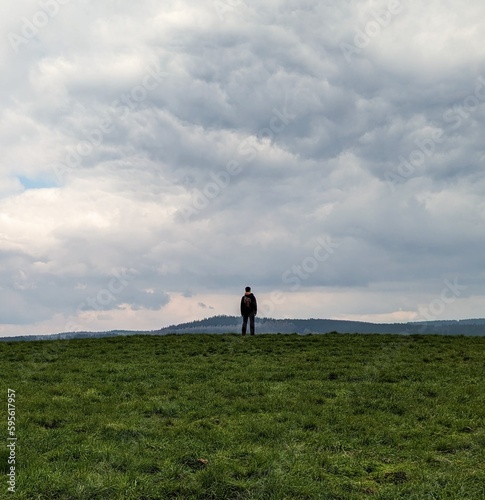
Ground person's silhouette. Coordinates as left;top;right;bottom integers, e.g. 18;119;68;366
240;286;257;335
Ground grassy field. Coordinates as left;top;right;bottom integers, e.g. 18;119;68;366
1;333;485;499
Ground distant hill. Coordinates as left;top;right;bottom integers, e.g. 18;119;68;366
2;315;484;341
155;315;485;336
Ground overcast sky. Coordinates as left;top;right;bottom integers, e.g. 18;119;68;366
1;0;485;336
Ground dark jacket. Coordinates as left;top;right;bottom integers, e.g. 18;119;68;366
240;293;257;316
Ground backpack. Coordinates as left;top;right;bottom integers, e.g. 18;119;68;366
243;295;252;310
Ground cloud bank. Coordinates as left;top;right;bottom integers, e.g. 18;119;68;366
1;0;485;336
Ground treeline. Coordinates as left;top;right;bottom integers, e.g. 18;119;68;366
2;316;484;342
156;315;485;336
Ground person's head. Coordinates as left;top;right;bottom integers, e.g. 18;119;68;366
245;286;251;293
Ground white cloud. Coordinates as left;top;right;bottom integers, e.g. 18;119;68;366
1;0;485;336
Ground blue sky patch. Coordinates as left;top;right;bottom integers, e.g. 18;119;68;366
18;176;56;190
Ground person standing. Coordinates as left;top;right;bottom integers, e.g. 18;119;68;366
240;286;257;336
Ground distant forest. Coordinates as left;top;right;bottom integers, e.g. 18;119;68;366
157;315;485;336
2;315;484;342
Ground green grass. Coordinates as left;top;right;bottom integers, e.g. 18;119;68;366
1;333;485;499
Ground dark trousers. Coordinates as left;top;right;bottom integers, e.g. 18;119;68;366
242;313;255;335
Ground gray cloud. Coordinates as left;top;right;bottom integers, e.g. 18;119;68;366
1;0;485;335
